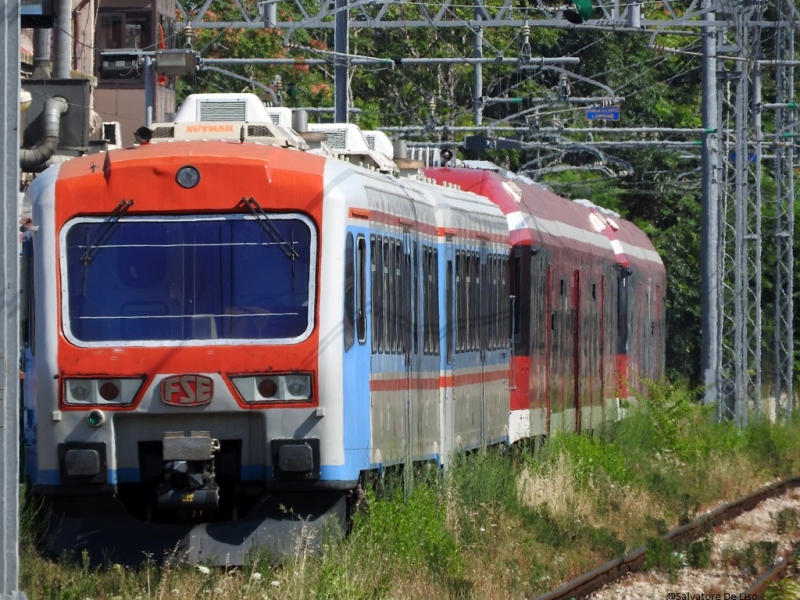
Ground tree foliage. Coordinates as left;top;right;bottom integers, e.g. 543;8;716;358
175;2;800;386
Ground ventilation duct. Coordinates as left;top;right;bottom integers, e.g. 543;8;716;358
20;96;68;171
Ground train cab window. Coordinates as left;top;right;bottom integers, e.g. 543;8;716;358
344;233;355;351
356;235;367;344
63;215;316;344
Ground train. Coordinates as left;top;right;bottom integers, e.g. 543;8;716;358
20;93;666;565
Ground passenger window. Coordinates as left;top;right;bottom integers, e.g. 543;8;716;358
344;233;355;351
356;235;367;344
446;259;454;364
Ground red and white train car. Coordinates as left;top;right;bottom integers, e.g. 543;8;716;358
424;165;667;441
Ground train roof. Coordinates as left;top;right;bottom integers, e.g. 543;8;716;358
423;166;663;272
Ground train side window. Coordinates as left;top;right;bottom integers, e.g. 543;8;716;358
446;258;454;364
377;236;385;354
461;251;468;352
383;238;394;354
344;233;355;351
488;256;495;350
395;241;403;355
22;238;34;354
432;249;440;355
495;255;502;349
423;246;436;355
455;251;463;353
422;247;430;354
480;258;488;354
370;235;378;354
472;252;480;351
403;246;411;358
412;243;418;355
392;240;406;354
592;283;597;301
512;254;521;341
356;235;367;344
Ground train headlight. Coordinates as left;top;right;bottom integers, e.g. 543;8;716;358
68;381;91;403
176;165;201;189
63;377;144;406
231;373;313;403
285;375;311;400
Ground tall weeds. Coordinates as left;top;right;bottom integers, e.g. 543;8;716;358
20;380;800;600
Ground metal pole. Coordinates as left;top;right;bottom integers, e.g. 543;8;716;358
473;11;483;126
733;57;748;427
774;15;794;423
701;1;719;408
144;56;154;126
1;0;23;595
749;60;763;425
334;0;348;123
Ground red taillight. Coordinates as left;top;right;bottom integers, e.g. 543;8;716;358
99;382;120;401
257;378;278;398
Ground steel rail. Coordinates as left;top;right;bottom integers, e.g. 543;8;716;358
534;475;800;600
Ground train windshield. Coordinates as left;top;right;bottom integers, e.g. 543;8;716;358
61;214;317;344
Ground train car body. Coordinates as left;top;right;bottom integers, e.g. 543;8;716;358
423;165;667;441
21;93;665;565
21;94;513;564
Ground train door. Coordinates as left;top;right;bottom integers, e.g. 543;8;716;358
479;247;488;448
616;269;630;404
420;243;441;464
442;239;456;458
572;269;581;432
396;230;418;460
481;248;508;447
400;231;415;484
343;232;371;472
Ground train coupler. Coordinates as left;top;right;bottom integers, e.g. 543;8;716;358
157;431;220;510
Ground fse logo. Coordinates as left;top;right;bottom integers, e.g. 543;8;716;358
161;374;213;406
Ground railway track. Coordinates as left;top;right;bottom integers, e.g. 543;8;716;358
534;476;800;600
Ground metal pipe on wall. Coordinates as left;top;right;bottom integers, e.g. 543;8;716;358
33;28;51;79
53;0;72;78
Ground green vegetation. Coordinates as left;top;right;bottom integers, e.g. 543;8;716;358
20;381;800;599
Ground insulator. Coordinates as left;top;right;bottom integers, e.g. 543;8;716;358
521;22;530;37
182;23;196;48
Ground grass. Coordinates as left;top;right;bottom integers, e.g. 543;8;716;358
19;380;800;599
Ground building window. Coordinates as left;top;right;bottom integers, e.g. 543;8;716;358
96;11;151;80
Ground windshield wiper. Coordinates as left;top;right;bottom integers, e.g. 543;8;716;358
241;197;299;262
80;199;134;266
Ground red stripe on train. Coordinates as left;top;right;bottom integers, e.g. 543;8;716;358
369;368;509;392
